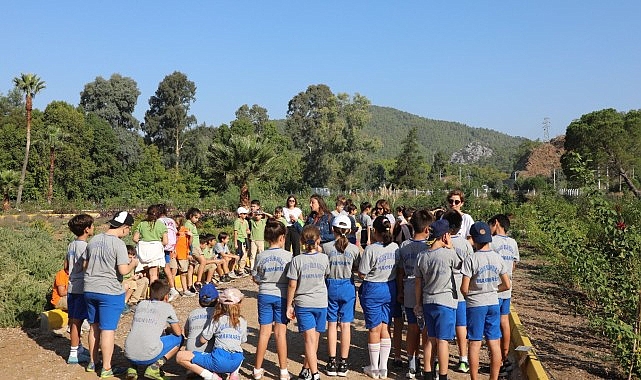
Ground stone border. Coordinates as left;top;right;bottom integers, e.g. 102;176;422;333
510;309;549;380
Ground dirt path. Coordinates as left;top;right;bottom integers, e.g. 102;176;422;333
0;255;619;380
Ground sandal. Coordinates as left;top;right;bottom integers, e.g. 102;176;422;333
253;368;264;380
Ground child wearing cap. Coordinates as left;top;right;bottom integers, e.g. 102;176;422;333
184;283;219;354
413;219;462;380
177;288;247;380
488;214;520;376
396;209;433;378
124;279;183;380
252;219;292;380
442;210;474;373
233;207;251;277
322;214;361;377
461;221;511;380
358;215;400;380
286;225;330;380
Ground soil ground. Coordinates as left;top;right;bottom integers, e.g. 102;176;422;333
0;254;622;380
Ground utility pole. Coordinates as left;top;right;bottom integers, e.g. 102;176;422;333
543;117;550;142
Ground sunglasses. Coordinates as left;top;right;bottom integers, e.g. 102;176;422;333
448;199;462;205
375;207;383;211
288;199;295;203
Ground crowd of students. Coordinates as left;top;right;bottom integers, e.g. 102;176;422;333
51;189;519;380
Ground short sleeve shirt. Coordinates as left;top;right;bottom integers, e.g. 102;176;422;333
185;220;199;249
84;233;129;295
398;239;429;308
358;242;400;282
414;246;461;309
67;239;88;294
253;247;293;298
283;207;302;227
250;218;267;241
184;306;215;352
214;242;230;257
460;249;507;307
234;218;249;242
124;300;180;361
135;220;168;242
451;236;474;301
202;315;247;353
287;252;330;308
322;241;361;280
51;269;69;307
491;235;520;299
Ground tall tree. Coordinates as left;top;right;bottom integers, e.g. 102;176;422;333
0;170;19;211
79;74;140;130
392;127;427;188
209;134;279;207
428;150;448;181
42;125;67;204
13;73;45;207
143;71;197;170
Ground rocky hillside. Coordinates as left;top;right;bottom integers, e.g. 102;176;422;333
519;136;565;178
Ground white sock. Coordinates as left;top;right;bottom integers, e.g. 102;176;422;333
379;338;392;370
70;345;78;357
200;369;214;380
368;343;381;370
460;356;468;363
408;355;416;370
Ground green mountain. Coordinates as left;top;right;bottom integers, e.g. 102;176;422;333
365;106;529;171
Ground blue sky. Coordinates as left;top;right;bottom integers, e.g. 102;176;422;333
2;2;640;140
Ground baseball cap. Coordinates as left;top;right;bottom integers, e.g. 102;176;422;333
199;283;219;305
107;211;134;228
219;288;244;304
237;207;249;214
428;219;450;241
332;214;351;229
469;221;493;244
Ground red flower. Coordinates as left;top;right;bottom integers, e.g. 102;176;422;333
616;221;626;230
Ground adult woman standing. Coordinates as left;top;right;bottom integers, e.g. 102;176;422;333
446;189;475;240
283;195;304;256
374;199;396;231
84;211;138;377
295;194;335;244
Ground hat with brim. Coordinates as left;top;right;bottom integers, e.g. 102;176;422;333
108;211;134;228
469;221;493;244
219;288;244;305
428;219;450;241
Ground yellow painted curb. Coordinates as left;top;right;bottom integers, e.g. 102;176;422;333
510;309;549;380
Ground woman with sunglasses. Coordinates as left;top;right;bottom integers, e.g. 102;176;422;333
446;190;475;241
295;194;335;244
373;199;396;232
283;195;304;256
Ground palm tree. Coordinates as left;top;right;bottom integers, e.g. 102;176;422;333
209;134;279;207
41;125;68;204
0;170;20;211
13;73;46;207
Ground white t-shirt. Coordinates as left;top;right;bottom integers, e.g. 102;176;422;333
283;207;302;227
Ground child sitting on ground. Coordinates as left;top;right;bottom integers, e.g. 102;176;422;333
124;279;183;380
123;245;150;314
184;283;219;354
177;288;248;380
51;258;69;311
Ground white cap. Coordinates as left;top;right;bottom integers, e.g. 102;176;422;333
237;207;249;214
332;214;352;229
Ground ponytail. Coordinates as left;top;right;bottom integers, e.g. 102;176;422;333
333;226;349;253
373;215;393;246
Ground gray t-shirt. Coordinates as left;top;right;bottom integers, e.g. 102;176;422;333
84;233;129;295
491;235;520;299
124;300;180;361
414;246;461;309
184;307;215;352
358;242;400;282
359;213;373;244
398;240;429;308
287;252;330;308
202;315;247;353
253;248;292;298
214;242;229;258
322;241;360;280
460;249;507;307
451;236;474;302
67;239;88;294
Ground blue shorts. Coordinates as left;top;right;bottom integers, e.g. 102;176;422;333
326;278;356;323
165;251;171;264
129;334;183;366
294;306;327;333
499;297;511;316
359;280;395;329
67;293;88;320
405;307;418;325
467;304;501;341
257;294;288;325
84;292;125;330
192;348;244;374
456;301;467;327
423;304;456;340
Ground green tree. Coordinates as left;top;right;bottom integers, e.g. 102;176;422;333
0;170;19;211
42;125;67;204
79;74;141;130
392;127;427;188
428;150;448;181
209;134;279;207
143;71;197;170
13;73;45;207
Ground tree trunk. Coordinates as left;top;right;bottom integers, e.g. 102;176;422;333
239;182;250;208
620;168;641;199
2;193;9;211
16;94;32;207
47;146;55;204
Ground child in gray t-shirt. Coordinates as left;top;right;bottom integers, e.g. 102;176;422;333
124;279;182;380
286;225;330;380
184;283;219;353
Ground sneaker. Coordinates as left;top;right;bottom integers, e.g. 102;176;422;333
182;289;196;297
122;304;132;315
312;373;321;380
81;319;90;331
67;352;90;364
363;366;379;379
337;360;349;377
502;359;513;372
222;274;231;282
229;372;241;380
168;288;180;302
298;367;312;380
126;367;138;380
228;271;239;279
86;362;97;372
235;270;249;278
253;368;265;380
144;365;167;380
101;367;127;378
244;267;252;274
457;361;469;373
326;358;338;376
378;369;388;379
406;368;416;379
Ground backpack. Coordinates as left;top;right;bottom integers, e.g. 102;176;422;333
160;216;178;252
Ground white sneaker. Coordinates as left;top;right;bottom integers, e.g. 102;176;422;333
182;289;196;297
81;320;90;332
168;288;180;302
228;272;239;278
378;369;388;379
363;366;380;379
